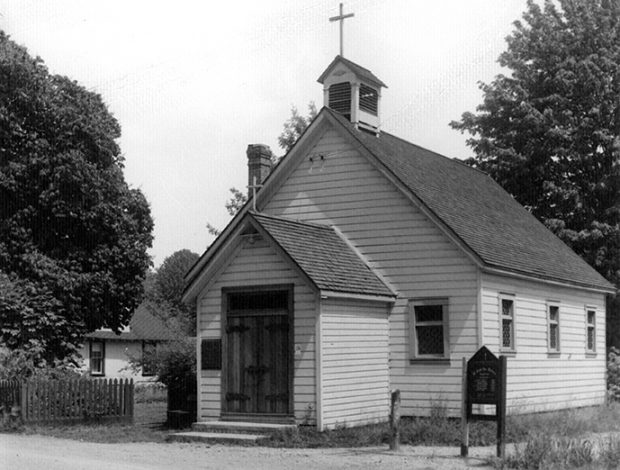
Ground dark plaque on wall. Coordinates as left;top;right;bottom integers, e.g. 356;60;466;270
201;338;221;370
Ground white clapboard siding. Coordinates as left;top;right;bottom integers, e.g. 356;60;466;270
321;299;390;428
481;273;607;413
197;237;316;424
265;128;479;417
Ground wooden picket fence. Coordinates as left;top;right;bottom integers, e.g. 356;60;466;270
0;378;134;424
0;380;20;411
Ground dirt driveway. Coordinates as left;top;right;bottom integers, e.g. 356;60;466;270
1;433;496;470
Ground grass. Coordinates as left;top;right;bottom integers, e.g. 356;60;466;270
494;433;620;469
7;396;620;462
16;399;176;443
264;402;620;450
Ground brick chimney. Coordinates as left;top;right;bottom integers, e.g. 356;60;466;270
247;144;273;198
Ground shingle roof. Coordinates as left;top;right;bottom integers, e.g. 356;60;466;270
251;212;395;298
325;108;614;292
86;304;180;341
317;55;388;88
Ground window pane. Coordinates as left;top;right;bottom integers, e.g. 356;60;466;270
502;319;513;348
550;324;558;350
417;325;444;355
549;306;559;322
587;311;595;325
229;290;288;311
587;327;595;351
415;304;443;323
502;299;513;317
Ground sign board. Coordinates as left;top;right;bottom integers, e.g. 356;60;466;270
461;346;507;458
467;346;500;407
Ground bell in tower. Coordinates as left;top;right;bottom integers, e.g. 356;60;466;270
317;55;387;135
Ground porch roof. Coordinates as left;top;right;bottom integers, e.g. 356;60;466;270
250;212;395;299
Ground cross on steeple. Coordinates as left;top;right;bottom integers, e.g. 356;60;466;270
329;3;354;57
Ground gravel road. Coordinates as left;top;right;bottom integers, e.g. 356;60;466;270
1;433;497;470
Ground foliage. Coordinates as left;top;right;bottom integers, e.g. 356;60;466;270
0;346;81;381
278;102;318;153
0;32;153;363
608;347;620;401
498;434;596;469
143;249;199;335
450;0;620;343
128;338;195;387
152;249;199;312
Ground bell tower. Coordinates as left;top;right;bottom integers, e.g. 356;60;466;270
317;56;387;135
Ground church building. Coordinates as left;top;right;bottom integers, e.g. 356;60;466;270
182;54;614;430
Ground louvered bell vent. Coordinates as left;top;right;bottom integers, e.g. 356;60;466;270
318;55;387;135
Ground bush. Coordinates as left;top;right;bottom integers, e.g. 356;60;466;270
0;346;80;381
608;347;620;402
128;338;195;386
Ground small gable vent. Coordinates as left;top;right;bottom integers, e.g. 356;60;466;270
359;84;378;115
328;82;351;118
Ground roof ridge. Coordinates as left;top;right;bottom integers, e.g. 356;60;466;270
250;211;333;231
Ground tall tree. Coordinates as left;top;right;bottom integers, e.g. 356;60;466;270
0;32;153;364
278;102;318;153
450;0;620;344
143;249;199;335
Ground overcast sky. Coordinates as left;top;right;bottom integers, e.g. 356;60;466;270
0;0;527;266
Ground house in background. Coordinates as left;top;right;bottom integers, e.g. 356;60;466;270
80;303;178;381
182;55;615;430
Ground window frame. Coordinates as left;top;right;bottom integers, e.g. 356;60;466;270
408;297;450;361
585;306;597;355
546;302;561;354
89;340;105;376
499;294;516;353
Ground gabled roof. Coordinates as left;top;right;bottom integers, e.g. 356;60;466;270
86;304;180;341
324;108;614;292
317;55;388;88
250;212;395;299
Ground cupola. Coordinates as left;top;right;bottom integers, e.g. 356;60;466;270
317;55;387;135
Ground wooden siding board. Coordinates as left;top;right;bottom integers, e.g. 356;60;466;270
264;128;479;418
197;238;316;424
481;272;607;413
320;299;390;428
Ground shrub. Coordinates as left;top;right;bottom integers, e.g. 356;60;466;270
608;347;620;402
0;346;80;381
127;338;195;386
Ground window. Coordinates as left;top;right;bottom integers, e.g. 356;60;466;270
409;298;449;359
586;308;596;354
142;341;157;376
359;84;378;115
500;296;515;351
89;340;105;376
547;303;560;353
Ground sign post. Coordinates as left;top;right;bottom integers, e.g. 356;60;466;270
461;346;507;458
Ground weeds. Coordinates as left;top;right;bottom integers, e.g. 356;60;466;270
494;433;620;469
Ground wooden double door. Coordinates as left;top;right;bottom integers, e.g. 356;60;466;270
223;288;292;417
